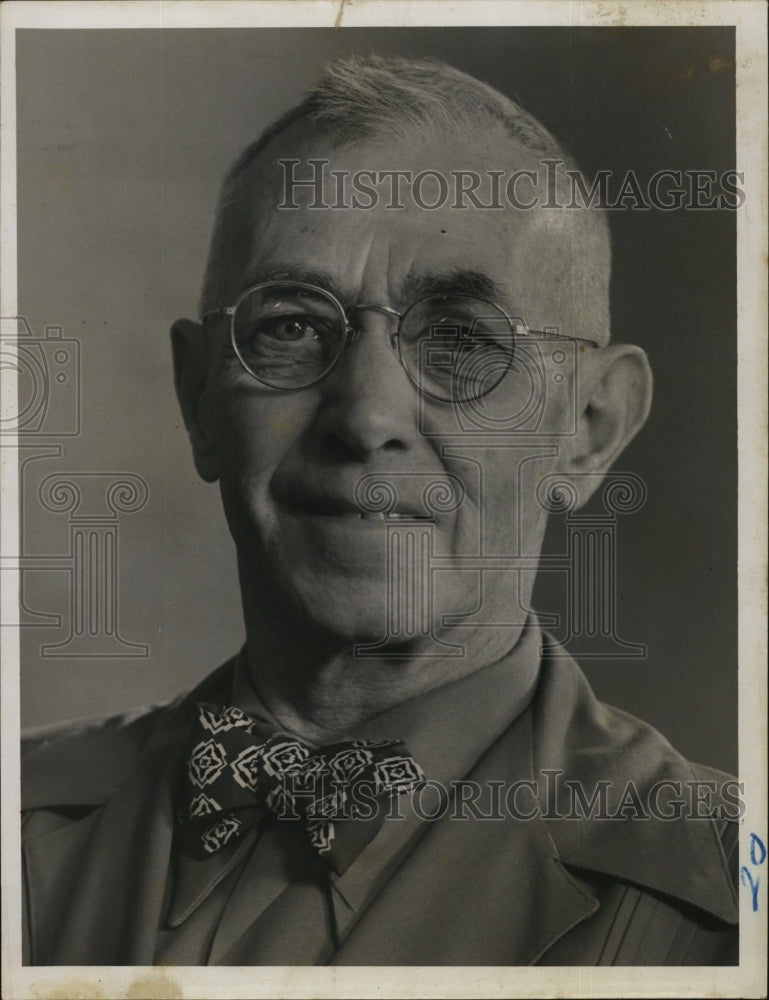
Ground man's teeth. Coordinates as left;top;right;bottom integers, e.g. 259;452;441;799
316;509;431;520
352;511;412;520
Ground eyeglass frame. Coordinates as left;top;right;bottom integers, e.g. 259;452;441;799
202;279;601;403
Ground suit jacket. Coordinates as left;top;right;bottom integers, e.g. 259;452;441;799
21;644;739;966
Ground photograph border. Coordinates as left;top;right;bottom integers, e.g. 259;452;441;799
1;2;766;997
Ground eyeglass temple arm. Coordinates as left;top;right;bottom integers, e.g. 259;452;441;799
525;329;600;348
201;307;236;322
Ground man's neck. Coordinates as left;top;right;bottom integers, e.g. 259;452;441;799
240;602;527;744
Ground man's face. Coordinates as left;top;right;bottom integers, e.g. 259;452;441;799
200;124;606;647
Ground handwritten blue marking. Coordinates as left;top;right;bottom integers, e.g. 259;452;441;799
741;833;767;912
740;866;760;911
749;832;766;867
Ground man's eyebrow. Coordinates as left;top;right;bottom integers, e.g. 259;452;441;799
243;263;350;302
402;271;514;311
242;264;516;314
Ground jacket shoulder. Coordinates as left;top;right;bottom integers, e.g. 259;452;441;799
21;655;239;813
22;702;164;752
531;642;740;932
21;699;179;812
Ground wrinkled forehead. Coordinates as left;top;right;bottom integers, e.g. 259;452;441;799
227;121;610;335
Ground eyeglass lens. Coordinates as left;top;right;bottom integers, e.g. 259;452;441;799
398;295;516;401
233;284;347;390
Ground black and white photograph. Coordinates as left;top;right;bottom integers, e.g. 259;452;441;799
1;2;766;997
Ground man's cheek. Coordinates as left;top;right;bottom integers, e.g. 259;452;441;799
218;429;278;479
215;401;295;473
476;451;554;556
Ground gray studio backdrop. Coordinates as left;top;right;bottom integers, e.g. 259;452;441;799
14;27;737;774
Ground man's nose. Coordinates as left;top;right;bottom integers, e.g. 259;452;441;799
314;314;420;460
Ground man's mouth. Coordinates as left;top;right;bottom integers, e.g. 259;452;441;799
335;510;429;521
276;494;433;522
271;470;464;524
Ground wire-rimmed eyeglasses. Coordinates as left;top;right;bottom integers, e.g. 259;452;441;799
202;280;599;403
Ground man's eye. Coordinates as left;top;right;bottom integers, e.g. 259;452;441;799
260;315;321;343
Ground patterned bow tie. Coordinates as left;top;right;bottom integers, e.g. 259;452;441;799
176;703;425;875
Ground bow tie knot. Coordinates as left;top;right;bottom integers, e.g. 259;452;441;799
177;703;425;874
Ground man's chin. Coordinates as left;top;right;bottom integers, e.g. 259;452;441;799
305;596;393;647
256;565;390;644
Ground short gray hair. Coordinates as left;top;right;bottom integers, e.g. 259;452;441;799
199;53;610;338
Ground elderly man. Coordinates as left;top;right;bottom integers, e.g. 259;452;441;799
21;54;739;966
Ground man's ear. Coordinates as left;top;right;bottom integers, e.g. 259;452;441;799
170;319;219;483
559;343;653;508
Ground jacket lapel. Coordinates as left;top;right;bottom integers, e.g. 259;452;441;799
332;709;599;965
24;741;177;965
531;652;739;925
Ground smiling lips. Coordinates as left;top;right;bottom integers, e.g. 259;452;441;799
278;492;433;521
